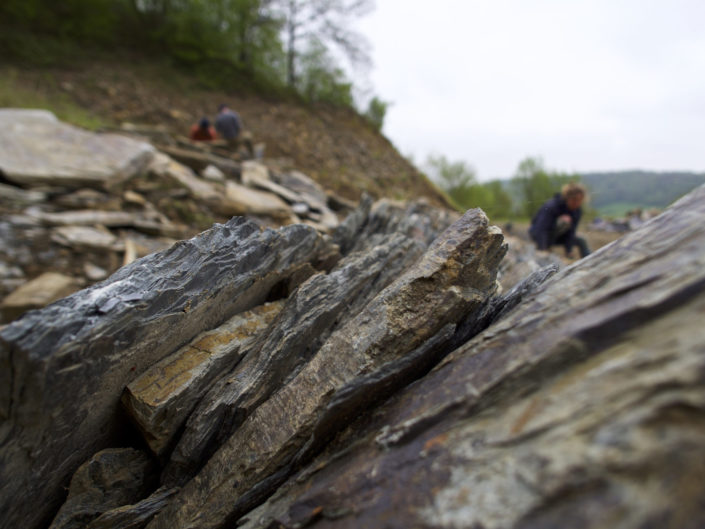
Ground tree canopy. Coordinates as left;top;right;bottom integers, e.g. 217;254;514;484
0;0;381;113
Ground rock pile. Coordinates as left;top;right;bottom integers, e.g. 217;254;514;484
0;110;349;323
2;108;704;529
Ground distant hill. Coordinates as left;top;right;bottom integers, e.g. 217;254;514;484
582;171;705;217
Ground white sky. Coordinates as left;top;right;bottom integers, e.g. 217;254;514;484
354;0;705;180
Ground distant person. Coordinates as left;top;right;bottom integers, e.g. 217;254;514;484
214;103;254;157
529;182;591;258
189;117;217;141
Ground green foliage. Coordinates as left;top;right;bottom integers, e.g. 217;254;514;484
510;156;580;219
582;171;705;216
424;154;514;219
0;0;380;110
296;40;354;106
0;69;107;129
363;96;389;132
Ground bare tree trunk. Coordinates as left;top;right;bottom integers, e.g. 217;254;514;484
286;0;297;87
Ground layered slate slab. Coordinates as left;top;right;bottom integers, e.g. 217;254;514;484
0;217;334;529
122;301;285;457
238;184;705;529
146;208;507;529
0;109;154;189
163;233;427;483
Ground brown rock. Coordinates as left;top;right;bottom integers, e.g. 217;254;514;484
0;272;81;322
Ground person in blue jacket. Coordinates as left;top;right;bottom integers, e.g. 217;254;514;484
529;182;591;258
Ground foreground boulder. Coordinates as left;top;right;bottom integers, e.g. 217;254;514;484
162;232;428;484
2;183;704;529
237;184;705;529
0;218;336;529
0;109;154;190
48;448;157;529
147;208;506;529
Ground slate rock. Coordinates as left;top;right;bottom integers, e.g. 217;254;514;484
122;301;285;458
237;184;705;529
225;181;297;221
0;182;47;206
498;234;564;290
146;208;506;529
0;217;335;529
162;232;427;484
85;487;178;529
0;271;82;323
0;109;154;190
347;198;459;254
49;448;157;529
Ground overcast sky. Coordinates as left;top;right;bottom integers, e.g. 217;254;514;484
354;0;705;180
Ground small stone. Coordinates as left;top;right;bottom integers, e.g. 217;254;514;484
1;272;81;322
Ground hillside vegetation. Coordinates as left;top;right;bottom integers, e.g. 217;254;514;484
582;171;705;217
0;60;450;208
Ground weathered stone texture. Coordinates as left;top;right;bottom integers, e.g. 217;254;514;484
85;487;178;529
122;301;285;457
48;448;157;529
0;217;335;529
0;109;154;189
163;232;427;484
237;184;705;529
146;208;506;529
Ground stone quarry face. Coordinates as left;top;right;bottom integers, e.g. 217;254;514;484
1;110;704;529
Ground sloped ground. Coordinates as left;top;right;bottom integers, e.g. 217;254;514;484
1;58;450;208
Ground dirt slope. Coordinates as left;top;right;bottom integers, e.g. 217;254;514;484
1;58;451;208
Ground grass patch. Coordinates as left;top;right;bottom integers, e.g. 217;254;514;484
0;68;108;130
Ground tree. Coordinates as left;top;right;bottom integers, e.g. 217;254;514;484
510;156;580;218
425;154;478;205
363;95;389;132
296;38;353;105
273;0;374;88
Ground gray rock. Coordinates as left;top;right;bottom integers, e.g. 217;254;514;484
163;232;427;484
85;487;178;529
200;164;225;182
84;263;110;281
155;145;240;178
52;189;119;210
51;226;124;251
0;109;154;190
0;271;82;323
0;182;48;206
48;448;157;529
28;209;185;239
346;198;459;255
224;181;297;221
274;170;329;207
332;192;373;255
499;234;564;291
0;217;335;529
146;208;506;529
123;301;285;458
237;184;705;529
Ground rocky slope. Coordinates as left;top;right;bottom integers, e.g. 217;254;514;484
2;110;704;529
1;60;450;208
